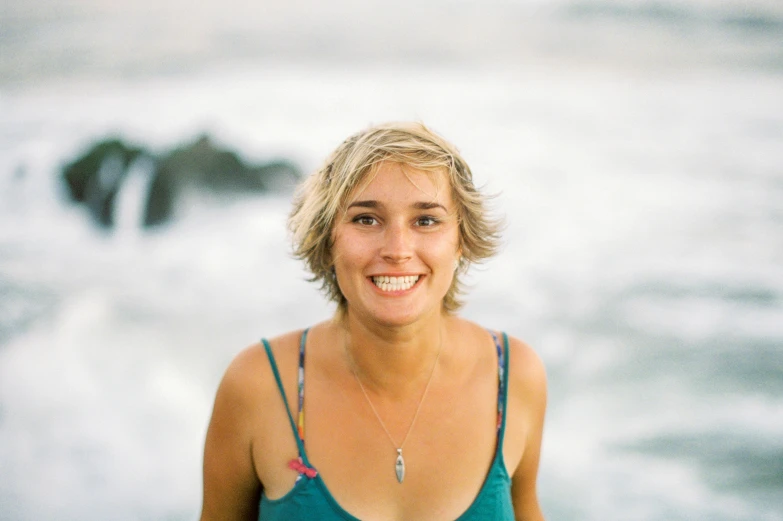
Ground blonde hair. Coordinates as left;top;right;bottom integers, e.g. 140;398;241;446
288;121;502;314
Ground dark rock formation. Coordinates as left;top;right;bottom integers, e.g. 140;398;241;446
61;135;300;228
62;139;147;227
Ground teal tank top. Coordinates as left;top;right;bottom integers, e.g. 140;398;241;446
259;330;514;520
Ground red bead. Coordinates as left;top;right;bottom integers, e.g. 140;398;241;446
288;457;317;478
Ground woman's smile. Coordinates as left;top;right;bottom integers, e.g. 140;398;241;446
369;274;423;293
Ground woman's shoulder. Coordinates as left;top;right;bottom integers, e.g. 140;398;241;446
215;328;312;407
504;334;546;390
501;333;547;434
454;319;546;395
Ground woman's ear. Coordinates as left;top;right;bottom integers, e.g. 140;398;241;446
454;252;464;272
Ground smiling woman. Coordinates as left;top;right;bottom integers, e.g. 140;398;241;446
331;162;461;328
199;122;548;521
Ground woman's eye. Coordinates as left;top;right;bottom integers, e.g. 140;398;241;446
353;215;377;226
416;216;439;227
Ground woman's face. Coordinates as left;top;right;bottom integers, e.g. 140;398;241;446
331;161;461;328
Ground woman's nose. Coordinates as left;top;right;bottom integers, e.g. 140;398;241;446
380;222;413;263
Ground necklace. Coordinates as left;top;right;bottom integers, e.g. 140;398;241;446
344;330;442;484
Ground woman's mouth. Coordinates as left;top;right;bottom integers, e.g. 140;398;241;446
371;275;420;292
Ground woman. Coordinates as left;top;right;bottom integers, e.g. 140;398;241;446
200;122;547;520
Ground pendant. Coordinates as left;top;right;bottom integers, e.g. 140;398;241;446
395;448;405;484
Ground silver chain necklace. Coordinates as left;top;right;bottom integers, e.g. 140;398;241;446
345;331;442;484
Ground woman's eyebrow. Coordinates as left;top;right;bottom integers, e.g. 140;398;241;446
346;200;447;211
413;202;447;212
347;200;380;209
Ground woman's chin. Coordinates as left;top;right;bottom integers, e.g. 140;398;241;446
352;301;442;329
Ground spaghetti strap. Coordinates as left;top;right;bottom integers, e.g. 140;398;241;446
498;332;511;448
296;329;308;444
489;331;509;442
261;337;307;460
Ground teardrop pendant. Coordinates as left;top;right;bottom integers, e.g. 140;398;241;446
395;448;405;484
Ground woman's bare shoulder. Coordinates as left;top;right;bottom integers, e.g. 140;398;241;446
201;329;309;521
216;329;308;407
505;335;547;393
457;321;547;399
501;335;547;441
448;318;543;375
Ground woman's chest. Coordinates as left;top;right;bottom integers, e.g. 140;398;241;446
299;377;503;520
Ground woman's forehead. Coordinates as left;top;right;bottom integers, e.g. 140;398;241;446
346;161;453;205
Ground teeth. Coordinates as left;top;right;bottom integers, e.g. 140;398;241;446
372;275;419;292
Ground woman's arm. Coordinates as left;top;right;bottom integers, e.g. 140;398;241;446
200;349;263;521
507;337;548;521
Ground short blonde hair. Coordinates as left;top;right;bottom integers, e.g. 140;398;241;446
288;121;501;314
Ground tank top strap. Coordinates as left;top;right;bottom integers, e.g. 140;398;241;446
261;331;310;464
489;331;511;448
296;328;308;444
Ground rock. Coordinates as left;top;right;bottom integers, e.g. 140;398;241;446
60;135;300;228
62;138;147;227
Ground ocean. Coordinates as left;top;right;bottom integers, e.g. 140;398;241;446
1;0;782;519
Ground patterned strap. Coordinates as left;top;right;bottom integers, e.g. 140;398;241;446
296;328;308;444
262;333;317;480
489;331;508;435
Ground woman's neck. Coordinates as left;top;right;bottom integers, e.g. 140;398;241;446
338;311;450;399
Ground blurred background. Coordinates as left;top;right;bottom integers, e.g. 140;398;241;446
1;0;782;519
